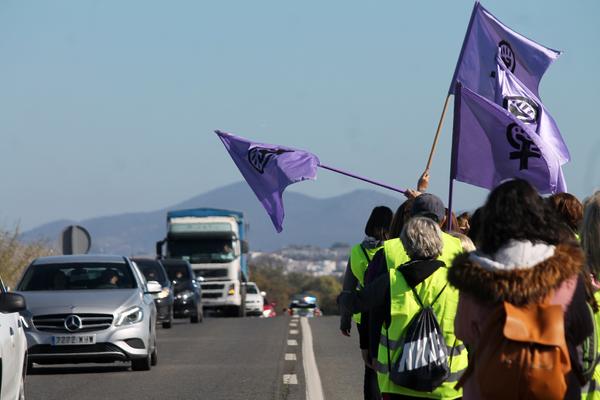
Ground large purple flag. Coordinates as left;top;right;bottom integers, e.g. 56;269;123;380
451;84;566;194
216;130;320;232
494;58;570;165
449;2;561;100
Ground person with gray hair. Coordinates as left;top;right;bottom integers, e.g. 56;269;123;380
340;216;467;399
401;217;444;260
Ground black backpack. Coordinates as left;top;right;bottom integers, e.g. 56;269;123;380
387;283;450;392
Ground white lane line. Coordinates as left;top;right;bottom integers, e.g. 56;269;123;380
285;353;297;361
287;339;298;346
283;374;298;385
289;322;298;327
301;317;325;400
290;329;299;335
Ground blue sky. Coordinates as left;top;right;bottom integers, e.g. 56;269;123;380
1;0;599;230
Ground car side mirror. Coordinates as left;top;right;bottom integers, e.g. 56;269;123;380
146;281;162;294
241;240;249;254
0;293;26;313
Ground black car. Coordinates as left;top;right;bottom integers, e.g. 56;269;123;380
161;259;203;323
132;258;174;329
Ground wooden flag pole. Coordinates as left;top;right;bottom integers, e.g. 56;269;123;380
424;94;452;173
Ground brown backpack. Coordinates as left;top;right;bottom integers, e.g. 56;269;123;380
458;301;571;400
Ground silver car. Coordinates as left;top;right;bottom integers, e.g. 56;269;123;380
17;255;160;371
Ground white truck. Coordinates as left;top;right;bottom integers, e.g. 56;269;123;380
156;208;249;317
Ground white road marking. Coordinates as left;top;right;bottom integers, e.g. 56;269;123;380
289;322;298;327
287;339;298;346
301;317;325;400
283;374;298;385
285;353;297;361
289;329;299;335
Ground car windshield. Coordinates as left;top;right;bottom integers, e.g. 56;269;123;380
133;259;169;285
18;263;136;291
246;284;259;294
168;238;235;264
162;263;191;282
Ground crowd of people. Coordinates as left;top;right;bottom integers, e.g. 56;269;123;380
338;178;600;400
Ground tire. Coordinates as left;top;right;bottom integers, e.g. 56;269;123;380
131;353;151;371
150;346;158;366
239;285;247;318
162;320;172;329
27;359;33;373
190;311;199;324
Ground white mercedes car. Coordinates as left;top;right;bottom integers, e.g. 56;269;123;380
17;255;160;371
0;277;28;400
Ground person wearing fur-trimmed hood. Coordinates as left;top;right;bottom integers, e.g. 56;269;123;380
448;179;592;400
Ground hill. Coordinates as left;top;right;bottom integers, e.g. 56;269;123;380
22;182;402;254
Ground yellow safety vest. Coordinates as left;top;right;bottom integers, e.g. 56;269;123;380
349;243;382;324
383;232;463;271
376;244;467;398
582;292;600;399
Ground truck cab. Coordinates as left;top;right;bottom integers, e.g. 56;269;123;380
157;209;249;317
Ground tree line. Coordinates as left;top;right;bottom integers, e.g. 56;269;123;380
249;253;342;315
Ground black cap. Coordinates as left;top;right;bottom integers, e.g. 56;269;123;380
410;193;445;223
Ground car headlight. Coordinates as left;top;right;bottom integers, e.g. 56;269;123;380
227;284;235;296
115;306;144;326
177;290;194;300
157;287;170;299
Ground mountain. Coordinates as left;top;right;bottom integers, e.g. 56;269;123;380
22;182;402;254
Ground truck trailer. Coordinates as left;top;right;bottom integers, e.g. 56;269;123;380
156;208;249;317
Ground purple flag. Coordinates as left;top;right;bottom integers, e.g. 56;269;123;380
451;84;566;194
216;130;320;232
494;58;570;165
449;2;561;100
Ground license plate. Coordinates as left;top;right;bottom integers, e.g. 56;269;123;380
51;335;96;346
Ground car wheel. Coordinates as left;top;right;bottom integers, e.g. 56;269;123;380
131;353;151;371
162;320;172;329
190;312;199;324
150;345;158;366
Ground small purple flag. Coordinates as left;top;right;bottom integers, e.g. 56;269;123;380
216;130;320;232
451;84;566;194
449;2;561;100
494;58;570;165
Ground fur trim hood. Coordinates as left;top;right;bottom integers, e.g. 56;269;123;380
448;241;584;306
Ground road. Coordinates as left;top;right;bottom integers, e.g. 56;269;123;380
25;316;364;400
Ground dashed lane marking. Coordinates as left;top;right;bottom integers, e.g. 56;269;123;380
285;353;297;361
290;329;299;335
283;374;298;385
287;339;298;346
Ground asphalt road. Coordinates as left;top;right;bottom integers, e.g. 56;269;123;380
25;316;363;400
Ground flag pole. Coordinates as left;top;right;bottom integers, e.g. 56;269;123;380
318;164;406;195
446;84;462;233
447;178;455;232
424;94;452;173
